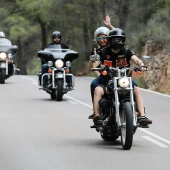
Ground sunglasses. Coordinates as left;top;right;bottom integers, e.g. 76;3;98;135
97;36;107;41
111;38;122;43
54;37;60;40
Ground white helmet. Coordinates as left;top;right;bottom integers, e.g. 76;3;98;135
0;32;5;38
94;27;110;41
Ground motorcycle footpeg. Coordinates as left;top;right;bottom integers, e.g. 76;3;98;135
90;125;98;128
138;124;149;128
90;121;103;128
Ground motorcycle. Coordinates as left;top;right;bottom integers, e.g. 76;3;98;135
0;38;18;84
37;44;79;101
90;55;151;150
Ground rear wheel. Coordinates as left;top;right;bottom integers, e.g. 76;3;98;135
120;102;133;150
0;69;6;84
55;79;63;101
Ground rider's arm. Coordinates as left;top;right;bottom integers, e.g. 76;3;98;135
88;60;100;76
131;55;144;67
103;15;115;30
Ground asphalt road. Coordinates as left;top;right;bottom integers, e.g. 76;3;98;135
0;75;170;170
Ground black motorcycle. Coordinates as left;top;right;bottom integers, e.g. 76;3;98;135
90;55;151;150
0;39;18;84
37;44;79;101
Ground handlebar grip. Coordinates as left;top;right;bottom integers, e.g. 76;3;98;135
91;68;100;71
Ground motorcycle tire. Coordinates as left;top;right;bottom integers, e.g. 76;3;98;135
55;79;63;101
0;69;6;84
120;101;133;150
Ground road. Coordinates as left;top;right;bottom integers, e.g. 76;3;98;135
0;75;170;170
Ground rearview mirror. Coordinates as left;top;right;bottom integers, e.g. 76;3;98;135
141;55;151;63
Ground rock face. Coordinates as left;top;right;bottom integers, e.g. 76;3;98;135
137;40;170;94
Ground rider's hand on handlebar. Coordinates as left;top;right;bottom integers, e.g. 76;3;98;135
140;65;148;71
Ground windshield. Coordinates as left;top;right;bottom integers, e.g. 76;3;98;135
45;44;70;52
0;38;12;46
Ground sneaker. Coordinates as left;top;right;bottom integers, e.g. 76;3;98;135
93;115;102;126
138;116;152;126
88;113;95;119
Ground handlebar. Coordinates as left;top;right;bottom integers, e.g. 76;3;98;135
91;65;149;72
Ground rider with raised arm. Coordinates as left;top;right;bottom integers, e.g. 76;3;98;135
88;15;115;119
90;28;152;126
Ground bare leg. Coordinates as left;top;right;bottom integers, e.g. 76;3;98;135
134;86;152;125
93;87;104;124
134;86;145;116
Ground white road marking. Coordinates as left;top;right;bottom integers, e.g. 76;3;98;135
140;128;170;145
21;76;38;85
67;99;78;104
142;136;168;148
65;95;93;108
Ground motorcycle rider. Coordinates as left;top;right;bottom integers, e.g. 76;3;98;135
41;31;70;88
0;31;14;75
90;28;152;126
0;31;12;46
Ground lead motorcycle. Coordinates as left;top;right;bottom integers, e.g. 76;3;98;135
90;55;151;150
0;38;18;84
37;44;79;101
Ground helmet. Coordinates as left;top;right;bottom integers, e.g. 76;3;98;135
94;27;110;41
108;28;126;51
52;31;61;39
0;32;5;38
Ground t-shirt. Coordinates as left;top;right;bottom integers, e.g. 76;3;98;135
99;46;135;84
100;46;135;68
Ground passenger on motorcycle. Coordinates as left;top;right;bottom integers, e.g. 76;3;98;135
90;28;152;126
88;15;115;119
41;31;70;88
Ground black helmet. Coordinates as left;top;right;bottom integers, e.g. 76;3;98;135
52;31;61;39
108;28;126;51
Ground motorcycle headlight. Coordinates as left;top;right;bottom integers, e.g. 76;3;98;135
0;52;7;60
118;77;130;88
55;59;64;68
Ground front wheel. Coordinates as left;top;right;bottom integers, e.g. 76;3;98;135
0;69;6;84
120;102;133;150
55;79;63;101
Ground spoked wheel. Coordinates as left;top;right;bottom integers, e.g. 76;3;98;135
0;69;6;84
120;102;133;150
55;79;63;101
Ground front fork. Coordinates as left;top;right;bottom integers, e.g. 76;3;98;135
0;60;8;75
114;77;137;127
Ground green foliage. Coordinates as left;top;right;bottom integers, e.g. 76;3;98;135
0;0;170;75
27;56;41;75
135;76;148;89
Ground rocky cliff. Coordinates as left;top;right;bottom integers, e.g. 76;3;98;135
133;40;170;94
